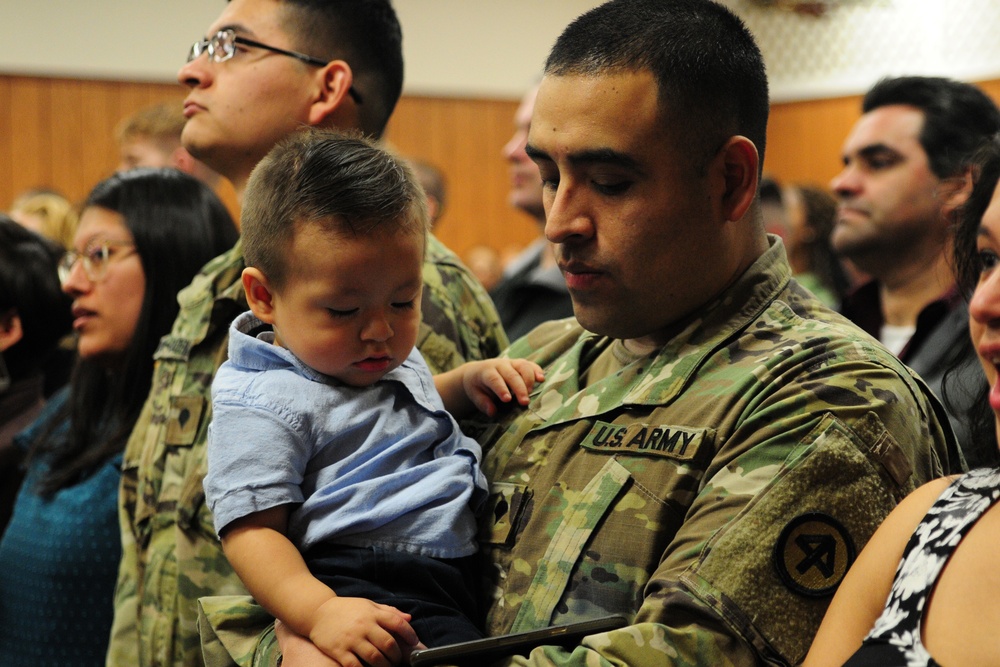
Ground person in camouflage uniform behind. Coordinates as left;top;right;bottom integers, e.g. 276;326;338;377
205;1;963;666
105;1;507;666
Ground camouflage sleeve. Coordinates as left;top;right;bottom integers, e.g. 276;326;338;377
195;608;277;667
418;234;508;373
104;396;151;666
107;245;252;667
253;628;281;667
197;596;276;667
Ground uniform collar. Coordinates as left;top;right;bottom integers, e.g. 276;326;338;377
531;236;791;423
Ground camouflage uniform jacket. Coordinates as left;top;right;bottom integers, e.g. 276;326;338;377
469;239;961;666
468;242;961;666
202;240;961;667
105;234;507;667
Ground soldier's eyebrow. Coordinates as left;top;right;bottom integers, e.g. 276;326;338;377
566;147;641;172
525;143;550;163
525;144;642;173
859;144;900;158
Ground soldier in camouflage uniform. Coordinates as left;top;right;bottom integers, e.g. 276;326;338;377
209;1;963;666
105;2;507;666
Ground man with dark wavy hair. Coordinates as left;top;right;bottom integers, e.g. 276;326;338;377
833;75;1000;466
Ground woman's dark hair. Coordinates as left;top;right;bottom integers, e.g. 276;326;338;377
955;136;1000;297
0;217;72;381
950;134;1000;466
32;168;237;494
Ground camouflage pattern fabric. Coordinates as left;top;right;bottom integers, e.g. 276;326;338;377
106;233;507;667
203;239;962;667
471;240;960;666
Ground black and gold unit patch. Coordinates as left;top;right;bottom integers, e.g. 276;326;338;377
164;396;204;446
580;420;706;461
774;512;856;597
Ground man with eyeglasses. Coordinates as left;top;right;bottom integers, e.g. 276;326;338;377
105;2;507;666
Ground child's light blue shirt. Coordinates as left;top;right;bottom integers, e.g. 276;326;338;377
206;312;488;559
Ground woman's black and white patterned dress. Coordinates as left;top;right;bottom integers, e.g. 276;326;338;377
842;467;1000;667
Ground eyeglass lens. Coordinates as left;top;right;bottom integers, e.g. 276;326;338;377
188;31;235;63
58;243;121;284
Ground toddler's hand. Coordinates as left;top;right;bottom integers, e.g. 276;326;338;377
464;358;545;417
308;597;418;667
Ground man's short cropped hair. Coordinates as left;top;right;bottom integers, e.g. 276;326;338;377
543;0;769;173
241;128;428;290
277;0;404;138
863;76;1000;180
115;102;186;146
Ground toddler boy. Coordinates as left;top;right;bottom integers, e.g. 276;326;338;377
205;129;542;666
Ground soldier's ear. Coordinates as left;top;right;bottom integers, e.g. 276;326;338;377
242;267;278;324
309;60;356;128
719;136;759;223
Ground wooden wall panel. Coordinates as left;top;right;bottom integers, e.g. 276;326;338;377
4;73;1000;260
1;74;186;208
384;95;541;260
765;94;862;189
0;77;11;200
8;77;49;196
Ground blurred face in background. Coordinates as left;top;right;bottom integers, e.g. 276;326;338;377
829;105;944;273
9;210;47;237
502;85;545;221
61;207;146;363
118;136;176;172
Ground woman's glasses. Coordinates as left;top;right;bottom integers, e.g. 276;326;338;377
59;240;137;285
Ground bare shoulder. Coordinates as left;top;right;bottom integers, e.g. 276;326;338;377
861;476;958;559
848;476;956;592
887;476;957;529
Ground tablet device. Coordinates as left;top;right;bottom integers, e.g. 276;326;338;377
408;614;628;667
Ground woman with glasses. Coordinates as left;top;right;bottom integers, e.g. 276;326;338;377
0;168;236;666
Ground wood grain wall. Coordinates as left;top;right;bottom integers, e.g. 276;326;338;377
4;73;1000;260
